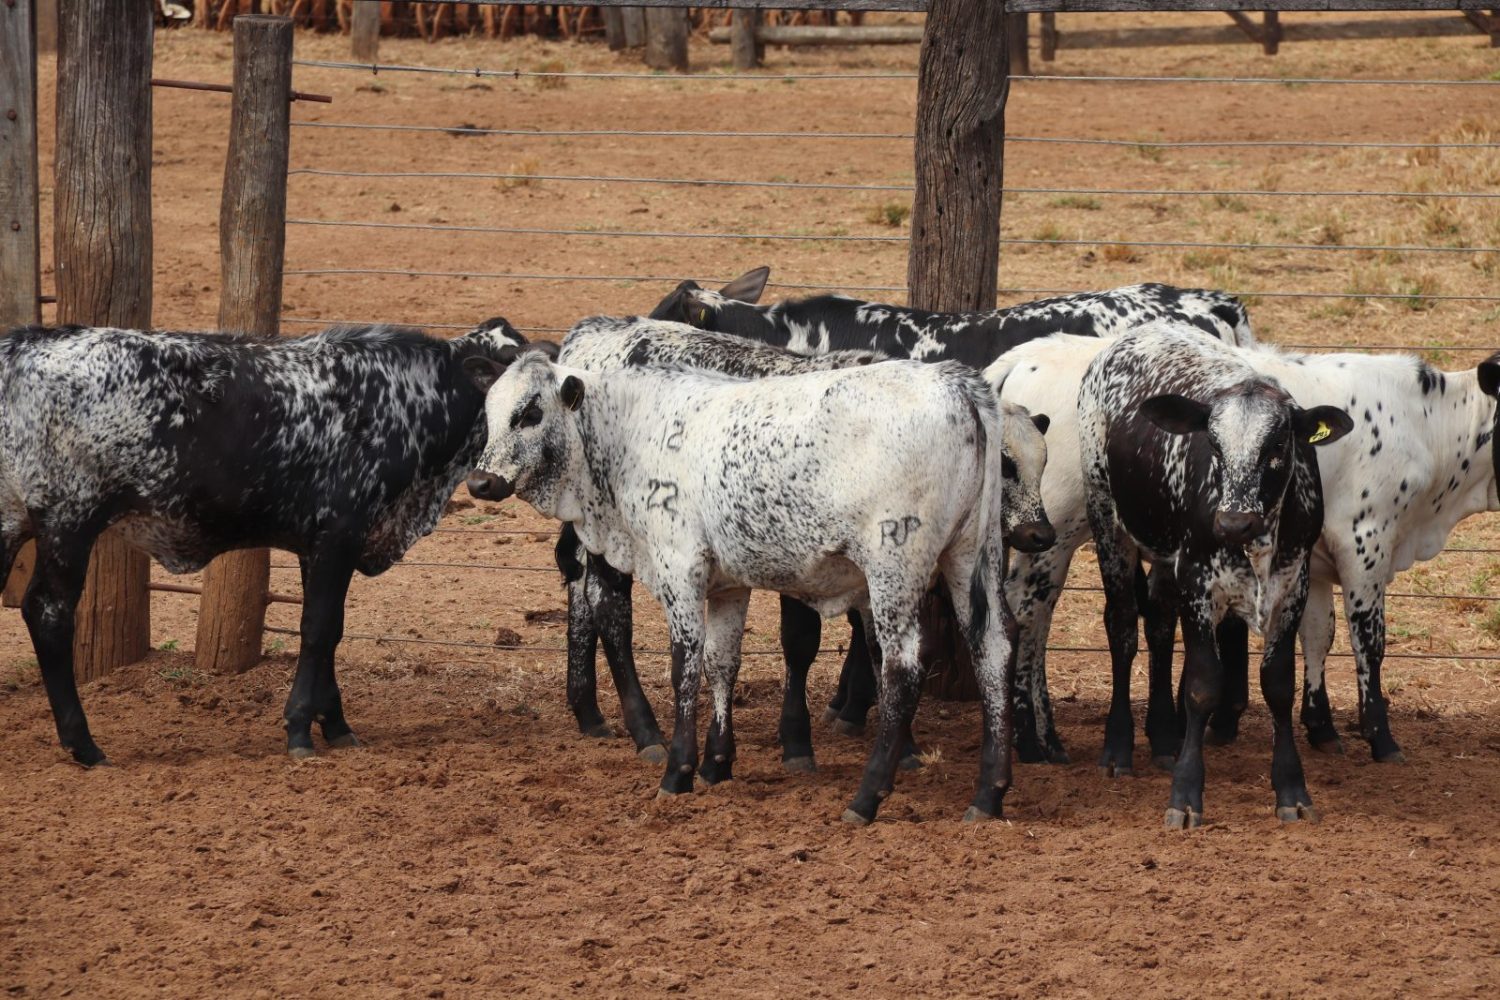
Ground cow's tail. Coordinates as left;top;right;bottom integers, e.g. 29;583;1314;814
964;374;1007;652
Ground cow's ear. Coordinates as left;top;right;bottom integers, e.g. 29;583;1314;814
463;355;506;392
1139;394;1211;435
526;340;560;361
559;375;585;412
720;266;770;304
647;280;700;321
1031;413;1051;436
1478;356;1500;398
1292;405;1354;447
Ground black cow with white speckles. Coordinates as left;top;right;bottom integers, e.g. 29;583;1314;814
0;321;524;766
1078;324;1351;827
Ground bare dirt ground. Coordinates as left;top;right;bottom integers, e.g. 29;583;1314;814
4;12;1500;998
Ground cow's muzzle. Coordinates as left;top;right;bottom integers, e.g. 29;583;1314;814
1212;510;1265;547
1010;520;1057;554
467;471;514;502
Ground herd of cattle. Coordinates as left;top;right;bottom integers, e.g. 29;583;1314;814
3;267;1498;829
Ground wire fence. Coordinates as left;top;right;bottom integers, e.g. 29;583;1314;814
274;51;1500;676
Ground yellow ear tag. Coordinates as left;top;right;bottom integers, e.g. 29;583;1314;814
698;308;709;324
1308;421;1331;444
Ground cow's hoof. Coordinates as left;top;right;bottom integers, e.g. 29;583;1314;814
1150;754;1177;773
287;746;316;760
1373;746;1407;765
654;787;684;801
1163;807;1202;830
1014;743;1048;765
68;744;110;768
820;707;840;725
1203;728;1238;747
325;732;361;750
1044;745;1072;766
1098;761;1133;779
840;808;872;827
898;752;924;772
782;756;817;774
1309;733;1345;754
832;719;866;738
637;744;668;765
581;723;614;740
1276;803;1319;824
697;759;733;786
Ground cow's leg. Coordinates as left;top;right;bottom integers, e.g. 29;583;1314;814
1165;602;1220;830
1095;527;1141;777
565;571;609;738
589;556;666;759
285;547;358;757
1263;596;1316;823
700;588;751;786
24;525;107;766
658;596;707;797
1007;545;1072;765
823;610;855;721
1205;616;1250;746
1298;577;1341;752
832;611;877;735
947;552;1018;822
843;587;924;825
1344;581;1402;762
1141;561;1182;769
778;594;820;773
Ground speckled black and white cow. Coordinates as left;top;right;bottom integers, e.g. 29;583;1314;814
547;315;1051;775
464;349;1017;824
1078;326;1352;827
649;267;1253;367
0;321;525;766
1000;333;1500;769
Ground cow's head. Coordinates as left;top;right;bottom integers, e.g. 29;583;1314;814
1478;352;1500;486
1140;383;1351;547
999;402;1055;553
647;267;773;338
459;315;560;360
463;350;585;517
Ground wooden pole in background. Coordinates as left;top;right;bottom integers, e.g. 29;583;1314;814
195;15;291;675
33;0;55;53
622;7;645;49
644;7;688;71
1;0;41;609
54;0;155;682
351;0;379;62
731;9;763;70
907;0;1010;700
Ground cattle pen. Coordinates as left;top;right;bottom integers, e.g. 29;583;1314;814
4;2;1500;996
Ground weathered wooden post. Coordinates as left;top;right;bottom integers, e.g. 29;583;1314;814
351;0;379;62
34;0;55;53
194;14;291;674
622;6;646;49
1008;12;1030;75
645;6;688;72
603;6;627;51
54;0;155;681
908;0;1010;700
731;9;763;70
1040;12;1058;62
1;0;40;609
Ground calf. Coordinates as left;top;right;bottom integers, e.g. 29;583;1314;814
0;321;524;765
999;335;1500;767
649;267;1253;366
465;350;1017;823
552;316;1050;774
1078;326;1351;826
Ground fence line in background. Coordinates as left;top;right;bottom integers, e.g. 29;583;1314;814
287;168;1500;201
288;122;1500;149
291;58;1500;89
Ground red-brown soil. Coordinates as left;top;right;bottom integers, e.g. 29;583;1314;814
4;12;1500;998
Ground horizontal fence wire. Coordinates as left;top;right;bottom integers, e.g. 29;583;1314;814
287;122;1500;150
285;218;1500;255
292;58;1500;89
286;168;1500;201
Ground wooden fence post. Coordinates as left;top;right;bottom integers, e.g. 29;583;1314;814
622;6;645;48
1008;12;1029;75
351;0;379;61
731;9;763;70
34;0;55;53
194;15;290;675
54;0;154;682
603;6;626;51
1;0;41;609
645;6;688;71
908;0;1010;701
1040;12;1057;61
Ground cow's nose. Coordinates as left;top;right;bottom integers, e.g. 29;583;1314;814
1213;510;1264;546
1011;520;1057;553
466;471;514;501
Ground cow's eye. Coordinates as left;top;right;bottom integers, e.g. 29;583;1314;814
514;402;544;428
1001;455;1019;480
